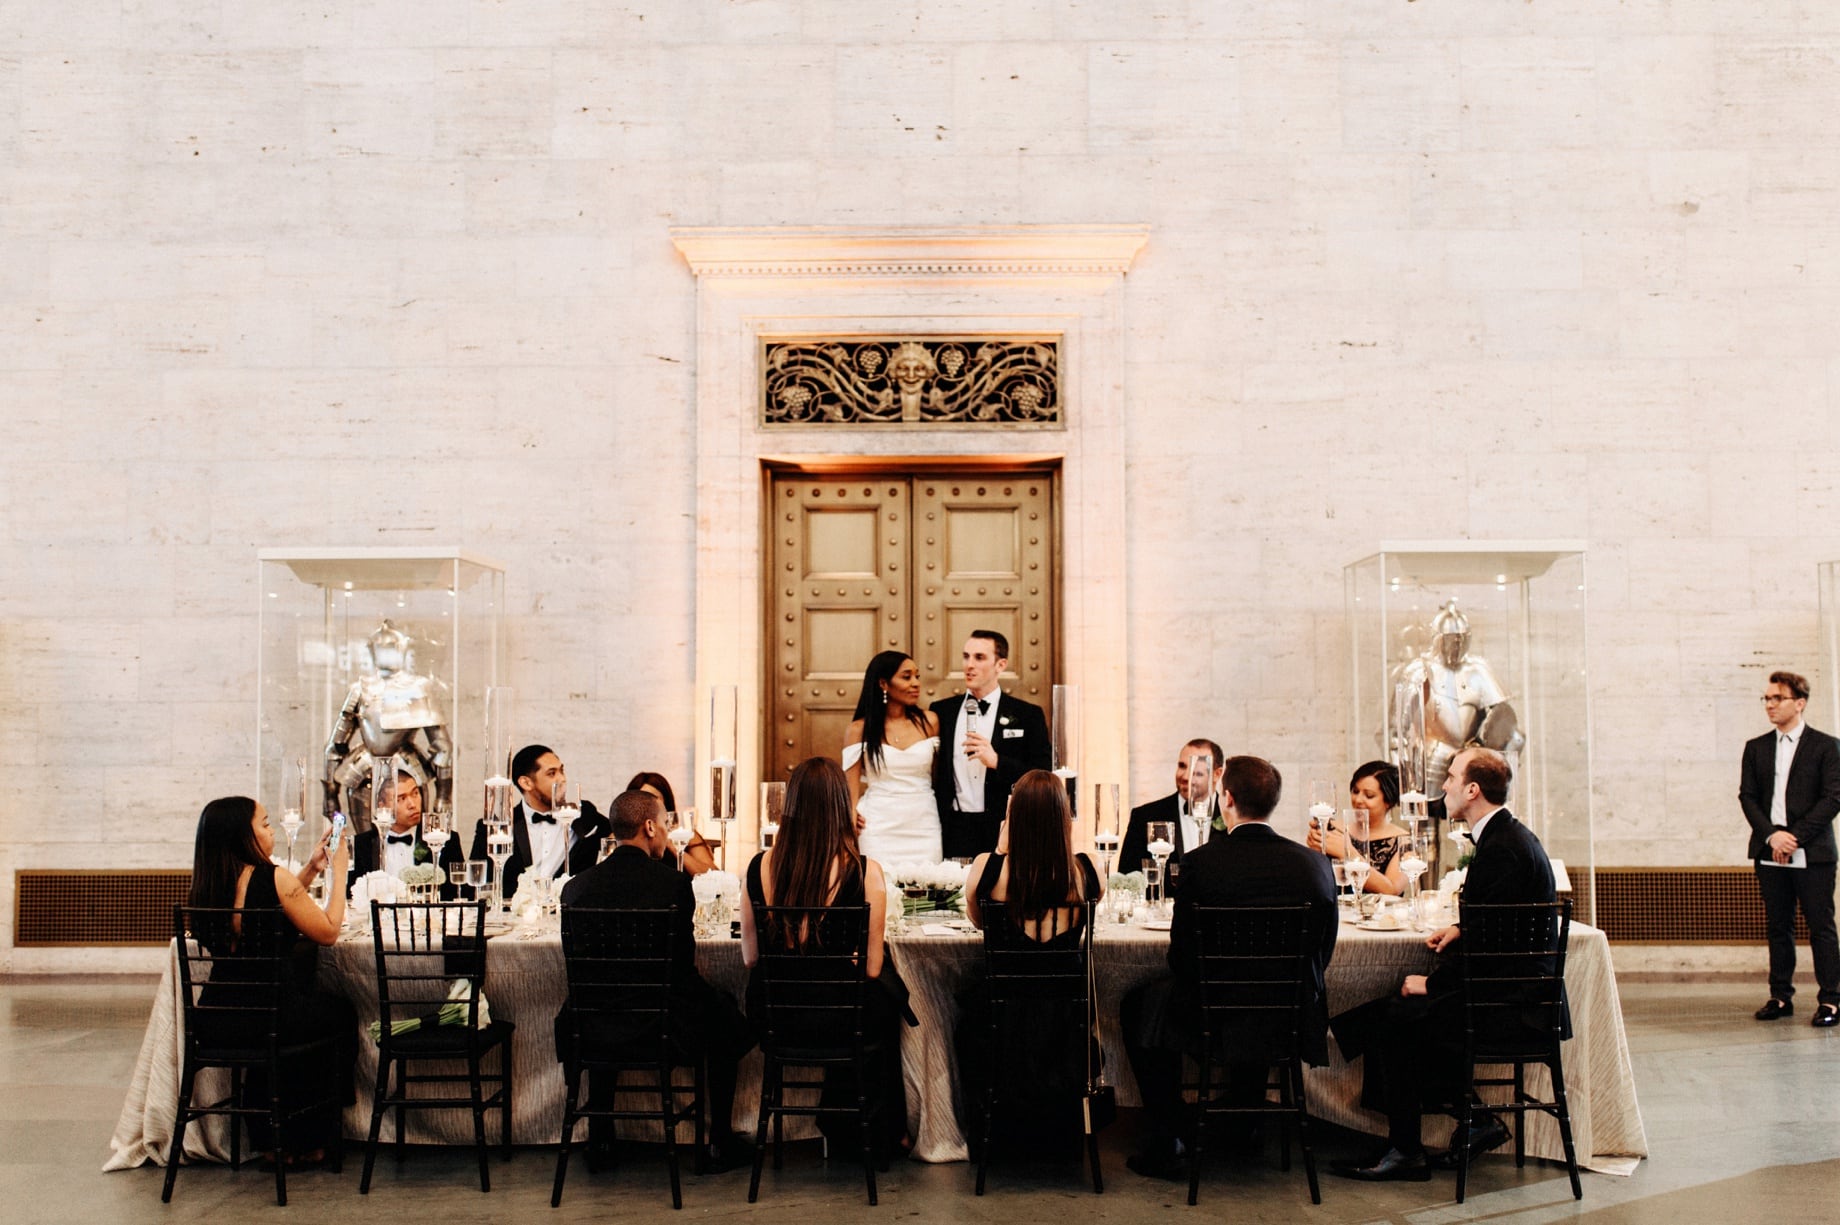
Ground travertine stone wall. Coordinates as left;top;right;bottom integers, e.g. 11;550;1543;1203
5;2;1839;967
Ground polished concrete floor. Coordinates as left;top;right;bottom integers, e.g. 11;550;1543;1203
6;976;1838;1223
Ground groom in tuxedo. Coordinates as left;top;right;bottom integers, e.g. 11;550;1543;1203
931;629;1051;858
468;743;611;900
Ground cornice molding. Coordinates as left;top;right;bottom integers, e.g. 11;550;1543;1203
669;225;1150;278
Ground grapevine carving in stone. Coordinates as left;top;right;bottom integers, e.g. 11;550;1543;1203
761;337;1060;428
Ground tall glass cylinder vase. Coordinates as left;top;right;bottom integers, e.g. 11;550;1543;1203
760;781;785;851
709;684;738;870
1092;781;1120;913
483;685;515;825
1051;683;1081;820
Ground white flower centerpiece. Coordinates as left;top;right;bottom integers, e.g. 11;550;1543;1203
692;870;742;938
399;862;441;903
888;861;968;917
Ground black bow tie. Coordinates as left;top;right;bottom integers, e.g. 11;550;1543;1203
968;697;989;716
386;833;415;846
529;812;557;826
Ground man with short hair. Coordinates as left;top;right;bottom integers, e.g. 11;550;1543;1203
468;744;610;900
1121;739;1227;871
930;630;1051;858
558;789;757;1172
1331;747;1556;1182
351;768;463;884
1741;670;1840;1027
1121;755;1339;1180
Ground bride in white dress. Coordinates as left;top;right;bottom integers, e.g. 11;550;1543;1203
842;651;942;867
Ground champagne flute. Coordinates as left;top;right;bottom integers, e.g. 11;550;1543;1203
280;807;305;871
1146;820;1176;915
423;804;452;863
759;781;785;851
485;823;514;912
667;808;697;871
1092;782;1121;913
1399;832;1430;930
466;859;488;904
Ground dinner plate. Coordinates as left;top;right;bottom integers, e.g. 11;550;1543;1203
1137;919;1173;932
1356;918;1409;932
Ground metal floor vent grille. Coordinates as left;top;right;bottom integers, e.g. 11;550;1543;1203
1592;867;1805;944
15;870;192;947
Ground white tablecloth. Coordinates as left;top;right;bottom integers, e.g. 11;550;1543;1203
106;917;1646;1173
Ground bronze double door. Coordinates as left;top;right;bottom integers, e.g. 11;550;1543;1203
765;468;1058;781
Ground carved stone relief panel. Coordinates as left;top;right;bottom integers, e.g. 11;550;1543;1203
761;336;1061;428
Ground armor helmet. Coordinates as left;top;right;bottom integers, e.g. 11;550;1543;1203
1430;600;1470;668
368;619;414;677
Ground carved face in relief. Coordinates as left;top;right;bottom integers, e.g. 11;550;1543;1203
889;342;935;390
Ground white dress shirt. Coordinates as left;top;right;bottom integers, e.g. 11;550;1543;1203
1468;805;1508;847
1178;796;1215;853
1771;720;1803;828
523;802;569;880
381;829;418;877
951;689;1002;813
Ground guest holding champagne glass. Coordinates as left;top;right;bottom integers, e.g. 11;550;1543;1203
1306;761;1410;896
187;796;356;1166
844;651;943;866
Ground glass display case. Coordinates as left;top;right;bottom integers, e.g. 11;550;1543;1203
1821;561;1840;733
1345;542;1592;920
256;548;506;844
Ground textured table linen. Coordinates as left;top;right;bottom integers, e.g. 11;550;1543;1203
107;919;1645;1172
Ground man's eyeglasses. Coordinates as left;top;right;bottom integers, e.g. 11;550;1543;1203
1762;695;1802;706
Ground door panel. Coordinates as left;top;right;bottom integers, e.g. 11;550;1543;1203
913;476;1055;709
767;469;1055;780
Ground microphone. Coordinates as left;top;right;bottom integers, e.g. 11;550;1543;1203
963;693;981;757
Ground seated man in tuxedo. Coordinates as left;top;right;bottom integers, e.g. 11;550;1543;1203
930;629;1052;858
1329;747;1558;1182
1121;738;1226;872
351;768;462;886
1121;755;1338;1180
557;788;757;1171
469;744;610;901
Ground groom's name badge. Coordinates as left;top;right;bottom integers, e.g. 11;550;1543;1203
1002;728;1025;739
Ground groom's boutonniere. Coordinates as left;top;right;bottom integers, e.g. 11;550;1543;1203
414;840;432;865
1211;813;1227;833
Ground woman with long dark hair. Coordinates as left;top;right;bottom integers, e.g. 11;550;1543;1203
623;770;716;874
956;770;1104;1157
842;650;941;867
740;756;913;1159
188;796;356;1164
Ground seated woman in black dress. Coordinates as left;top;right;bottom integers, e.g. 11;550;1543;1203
188;796;357;1164
957;769;1106;1158
739;756;912;1160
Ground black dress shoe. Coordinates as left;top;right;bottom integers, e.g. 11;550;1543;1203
1331;1147;1433;1182
1430;1116;1511;1168
1813;1004;1840;1029
1125;1150;1187;1182
1755;998;1794;1020
701;1134;757;1174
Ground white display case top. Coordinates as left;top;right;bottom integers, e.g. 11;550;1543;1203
1353;540;1588;586
257;546;506;591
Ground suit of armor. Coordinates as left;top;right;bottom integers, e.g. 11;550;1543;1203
323;620;453;833
1390;600;1523;797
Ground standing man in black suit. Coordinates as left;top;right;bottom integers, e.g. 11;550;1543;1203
1331;747;1555;1182
930;630;1051;858
558;789;757;1170
468;744;610;901
1741;670;1840;1027
1120;738;1226;871
1121;755;1338;1180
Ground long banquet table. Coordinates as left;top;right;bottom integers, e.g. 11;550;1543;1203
107;915;1647;1175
